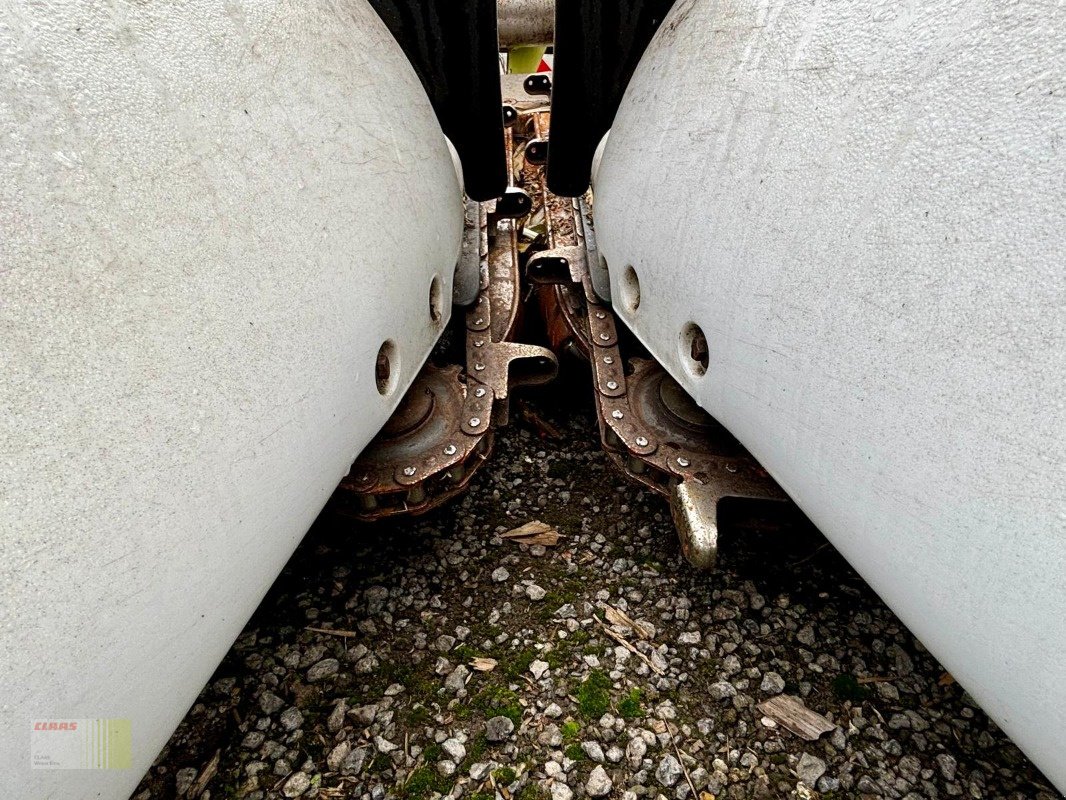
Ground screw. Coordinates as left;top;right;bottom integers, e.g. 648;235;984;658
606;380;618;390
474;363;485;371
611;410;624;419
604;356;614;364
444;444;457;456
474;388;486;398
635;436;649;447
402;466;416;477
469;417;481;427
677;457;690;467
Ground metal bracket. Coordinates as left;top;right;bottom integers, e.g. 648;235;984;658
528;131;789;568
338;123;557;520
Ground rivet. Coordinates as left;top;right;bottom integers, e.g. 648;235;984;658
475;318;485;326
475;363;485;371
604;356;614;364
469;417;481;427
402;466;416;477
677;457;690;467
474;339;484;347
595;311;606;319
635;436;649;447
611;410;624;419
599;333;610;341
606;380;618;390
444;444;457;456
474;388;487;398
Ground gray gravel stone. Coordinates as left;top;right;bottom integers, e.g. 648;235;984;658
258;691;285;715
708;681;736;701
796;752;827;785
442;738;466;762
626;737;647;768
760;671;786;694
444;664;470;694
656;754;683;787
282;771;311;797
280;707;303;731
581;741;605;762
586;765;613;797
485;715;515;741
306;658;339;682
327;742;350;771
937;753;958;781
327;700;348;733
175;767;197;797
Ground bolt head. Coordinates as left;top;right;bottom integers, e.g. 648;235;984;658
606;380;618;390
469;417;481;427
677;457;690;467
474;387;486;398
604;356;614;364
599;333;610;341
444;444;457;456
402;466;416;477
635;436;649;447
474;363;485;371
611;410;624;420
595;311;606;319
474;340;484;347
475;318;485;326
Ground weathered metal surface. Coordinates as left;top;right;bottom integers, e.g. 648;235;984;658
528;149;787;567
497;0;554;46
341;114;557;519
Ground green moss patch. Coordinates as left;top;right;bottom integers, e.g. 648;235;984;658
576;670;611;719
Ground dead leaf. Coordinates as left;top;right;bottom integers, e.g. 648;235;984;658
470;657;498;672
500;520;561;547
700;793;716;800
938;672;955;686
756;695;835;742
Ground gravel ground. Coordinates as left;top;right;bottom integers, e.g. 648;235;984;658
133;376;1062;800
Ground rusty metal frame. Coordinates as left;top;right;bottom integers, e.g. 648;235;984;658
337;124;556;521
525;153;788;568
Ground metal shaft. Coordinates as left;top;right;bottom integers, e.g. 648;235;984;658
498;0;554;46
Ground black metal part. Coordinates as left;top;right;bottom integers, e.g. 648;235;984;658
492;187;534;220
368;0;507;200
546;0;677;196
523;73;553;96
524;138;549;165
